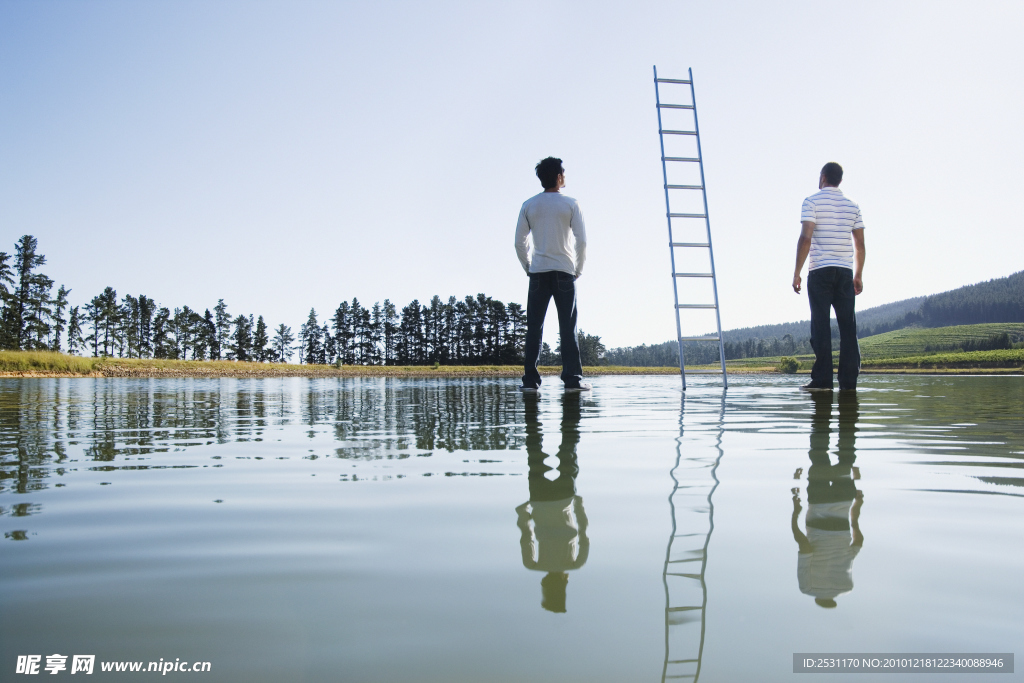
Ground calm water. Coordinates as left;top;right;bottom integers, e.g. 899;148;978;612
1;376;1022;682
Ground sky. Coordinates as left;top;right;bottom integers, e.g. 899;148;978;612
2;0;1022;348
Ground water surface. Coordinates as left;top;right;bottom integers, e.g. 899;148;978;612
2;376;1022;681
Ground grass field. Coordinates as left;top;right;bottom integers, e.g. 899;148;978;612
857;323;1024;358
0;351;683;378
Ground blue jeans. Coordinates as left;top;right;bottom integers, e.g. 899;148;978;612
807;267;860;390
523;271;583;388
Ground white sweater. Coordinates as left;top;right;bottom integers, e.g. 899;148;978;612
514;192;587;277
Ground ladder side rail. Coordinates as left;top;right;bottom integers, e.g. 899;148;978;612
688;68;728;388
654;65;687;388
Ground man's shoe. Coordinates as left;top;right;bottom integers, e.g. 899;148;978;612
800;382;833;392
564;383;592;392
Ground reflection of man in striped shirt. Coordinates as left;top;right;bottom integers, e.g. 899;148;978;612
792;162;866;391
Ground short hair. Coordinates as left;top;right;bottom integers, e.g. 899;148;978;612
535;157;564;190
821;162;843;187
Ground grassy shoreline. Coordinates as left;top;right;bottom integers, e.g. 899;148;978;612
1;350;1020;379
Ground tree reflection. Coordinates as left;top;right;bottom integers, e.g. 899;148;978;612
515;393;589;613
791;391;863;608
0;378;527;498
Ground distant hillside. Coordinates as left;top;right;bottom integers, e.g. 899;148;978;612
719;294;927;344
606;270;1024;365
859;323;1024;359
921;270;1024;326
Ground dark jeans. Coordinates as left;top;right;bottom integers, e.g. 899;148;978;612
523;271;583;388
808;267;860;390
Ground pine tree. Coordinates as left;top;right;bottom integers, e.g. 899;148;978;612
577;330;606;366
67;306;83;355
138;295;155;358
320;323;334;365
121;295;140;357
252;315;269;362
151;307;172;359
49;285;70;352
0;250;13;349
10;236;47;350
349;299;364;364
369;302;383;365
228;314;253;361
93;287;119;356
213;299;230;360
272;324;295;362
194;309;216;361
24;271;55;350
331;302;351;365
300;309;323;365
382;300;397;365
173;307;197;360
506;302;526;363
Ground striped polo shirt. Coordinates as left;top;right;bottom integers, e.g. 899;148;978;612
800;187;865;271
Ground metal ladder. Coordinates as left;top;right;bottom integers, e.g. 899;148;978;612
653;66;727;390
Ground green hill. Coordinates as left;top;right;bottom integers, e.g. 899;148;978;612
858;323;1024;359
607;270;1024;366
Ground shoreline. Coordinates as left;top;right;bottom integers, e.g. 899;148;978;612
1;351;1019;379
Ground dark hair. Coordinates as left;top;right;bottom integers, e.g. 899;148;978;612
535;157;564;190
821;162;843;187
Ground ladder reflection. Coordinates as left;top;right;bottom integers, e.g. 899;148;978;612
662;391;725;682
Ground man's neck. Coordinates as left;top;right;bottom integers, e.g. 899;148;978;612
544;188;560;193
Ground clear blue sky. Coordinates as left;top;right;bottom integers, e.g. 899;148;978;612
2;1;1021;348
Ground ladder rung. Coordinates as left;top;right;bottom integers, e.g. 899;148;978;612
673;272;713;277
669;659;700;664
660;129;697;136
686;369;724;374
676;304;717;309
669;213;706;218
667;572;702;579
668;606;702;612
659;104;695;109
656;78;692;84
663;156;700;162
671;242;710;247
680;336;719;342
666;184;703;190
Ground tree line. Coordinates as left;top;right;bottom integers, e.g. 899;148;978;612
2;235;612;366
605;334;816;367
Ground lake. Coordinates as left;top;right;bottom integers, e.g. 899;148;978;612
1;375;1021;682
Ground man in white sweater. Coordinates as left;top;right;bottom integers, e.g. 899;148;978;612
515;157;589;391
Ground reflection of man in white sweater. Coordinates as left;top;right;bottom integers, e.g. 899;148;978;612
515;393;589;612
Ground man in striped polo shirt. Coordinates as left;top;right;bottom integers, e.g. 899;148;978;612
792;162;866;391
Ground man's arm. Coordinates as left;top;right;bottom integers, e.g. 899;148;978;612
514;206;532;275
792;221;815;294
791;489;812;554
851;490;864;548
515;502;538;569
571;202;586;279
852;228;865;295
